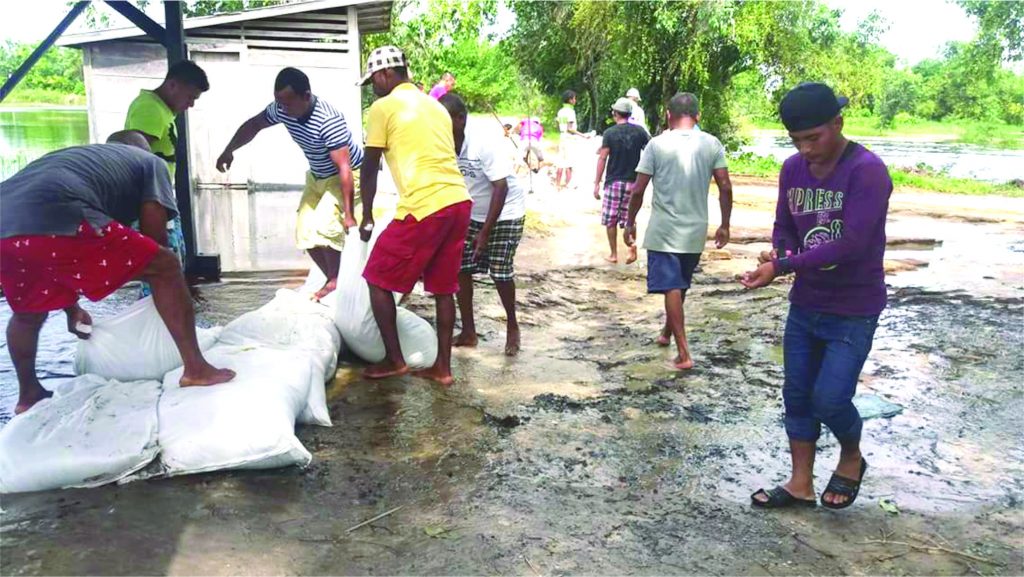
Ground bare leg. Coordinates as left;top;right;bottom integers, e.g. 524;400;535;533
312;246;340;301
454;272;478;347
495;279;520;356
754;439;817;503
138;248;235;386
665;289;693;369
413;294;456;386
555;168;565;190
8;311;51;414
364;283;408;378
604;226;618;263
656;318;671;346
565;167;574;189
823;440;864;506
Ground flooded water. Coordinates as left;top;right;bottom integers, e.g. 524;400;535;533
744;132;1024;183
0;108;89;180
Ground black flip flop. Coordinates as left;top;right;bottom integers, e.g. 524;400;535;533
751;486;817;509
821;458;868;510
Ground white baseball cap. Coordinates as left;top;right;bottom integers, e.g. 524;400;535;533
626;87;641;100
358;45;409;86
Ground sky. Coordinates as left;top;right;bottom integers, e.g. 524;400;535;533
1;0;981;67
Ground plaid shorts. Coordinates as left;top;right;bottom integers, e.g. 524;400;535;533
601;180;632;228
460;218;525;282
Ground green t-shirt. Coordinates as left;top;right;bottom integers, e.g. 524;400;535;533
635;128;727;254
125;89;177;177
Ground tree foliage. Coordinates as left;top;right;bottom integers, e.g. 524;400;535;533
0;41;84;95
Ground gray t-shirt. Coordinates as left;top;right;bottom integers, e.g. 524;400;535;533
635;128;727;254
1;144;178;239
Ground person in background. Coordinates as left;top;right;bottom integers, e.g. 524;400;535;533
555;90;589;191
626;87;648;133
624;92;732;371
743;82;891;510
440;93;527;357
0;132;236;415
357;46;471;386
216;67;362;302
516;115;545;173
124;59;209;296
594;97;650;264
429;71;456;100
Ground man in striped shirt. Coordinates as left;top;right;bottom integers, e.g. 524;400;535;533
216;67;362;301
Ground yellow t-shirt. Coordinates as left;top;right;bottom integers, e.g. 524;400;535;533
365;83;469;220
125;89;177;177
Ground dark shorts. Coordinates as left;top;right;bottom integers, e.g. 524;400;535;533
646;251;700;294
460;218;524;282
363;201;472;295
0;220;160;313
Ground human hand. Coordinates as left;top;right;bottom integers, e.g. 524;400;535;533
343;213;358;232
740;261;777;289
472;229;490;262
359;217;374;242
65;304;92;340
215;150;233;172
624;224;637;247
715;226;730;249
593;183;601;200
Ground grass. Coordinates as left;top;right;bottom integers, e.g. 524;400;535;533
729;152;1024;198
0;88;86;108
743;115;1024;149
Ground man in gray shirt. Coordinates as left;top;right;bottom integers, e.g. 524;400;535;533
624;93;733;370
0;132;235;415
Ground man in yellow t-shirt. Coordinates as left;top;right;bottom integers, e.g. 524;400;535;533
125;60;209;295
357;46;471;387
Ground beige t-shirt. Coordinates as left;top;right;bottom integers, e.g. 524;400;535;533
635;128;727;254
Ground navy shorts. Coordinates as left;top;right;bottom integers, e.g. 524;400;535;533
646;251;700;294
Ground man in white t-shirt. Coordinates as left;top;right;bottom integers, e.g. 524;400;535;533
626;87;648;133
439;93;527;356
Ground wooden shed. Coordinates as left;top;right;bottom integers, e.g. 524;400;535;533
59;0;393;271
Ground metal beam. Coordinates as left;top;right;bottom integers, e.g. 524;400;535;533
103;0;165;44
0;1;91;103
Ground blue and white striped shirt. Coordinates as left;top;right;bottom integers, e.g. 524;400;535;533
264;96;364;179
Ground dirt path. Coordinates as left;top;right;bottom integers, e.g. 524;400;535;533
1;179;1022;575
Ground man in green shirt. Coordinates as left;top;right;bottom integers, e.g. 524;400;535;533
125;60;209;295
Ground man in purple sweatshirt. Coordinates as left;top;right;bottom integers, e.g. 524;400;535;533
741;82;892;510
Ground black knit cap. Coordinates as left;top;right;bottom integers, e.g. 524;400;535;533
779;82;849;132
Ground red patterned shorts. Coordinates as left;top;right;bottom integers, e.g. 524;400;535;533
0;221;159;313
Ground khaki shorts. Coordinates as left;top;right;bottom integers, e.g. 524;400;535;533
296;170;361;252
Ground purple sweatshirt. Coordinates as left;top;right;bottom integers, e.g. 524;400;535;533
772;142;892;317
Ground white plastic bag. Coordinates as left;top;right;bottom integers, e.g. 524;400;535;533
218;289;340;426
0;376;161;493
153;344;313;477
75;296;220;382
334;228;438;368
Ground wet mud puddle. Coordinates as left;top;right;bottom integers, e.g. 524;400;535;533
1;215;1022;575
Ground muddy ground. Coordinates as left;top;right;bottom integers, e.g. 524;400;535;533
1;178;1023;576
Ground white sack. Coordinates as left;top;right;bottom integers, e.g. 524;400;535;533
218;289;340;426
155;344;313;477
334;228;438;368
0;376;161;493
75;296;220;382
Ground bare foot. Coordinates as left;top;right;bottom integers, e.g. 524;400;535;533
604;254;618;264
655;333;671;347
625;245;638;264
454;332;479;347
667;356;695;370
14;387;53;415
412;366;454;387
179;364;236;387
505;326;521;356
312;278;338;302
363;360;409;379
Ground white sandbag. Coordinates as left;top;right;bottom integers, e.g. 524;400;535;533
0;375;161;493
334;228;438;368
218;289;340;426
154;344;313;477
75;296;220;382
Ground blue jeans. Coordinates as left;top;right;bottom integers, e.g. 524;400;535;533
783;304;879;445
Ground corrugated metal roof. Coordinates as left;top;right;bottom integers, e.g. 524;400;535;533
58;0;393;48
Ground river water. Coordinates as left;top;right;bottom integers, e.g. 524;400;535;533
0;108;90;180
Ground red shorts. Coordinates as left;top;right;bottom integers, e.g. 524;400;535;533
363;201;472;295
0;221;160;314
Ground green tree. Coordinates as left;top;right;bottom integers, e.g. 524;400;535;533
0;41;85;95
957;0;1024;62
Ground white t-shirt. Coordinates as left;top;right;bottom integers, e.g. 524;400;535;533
458;118;527;222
